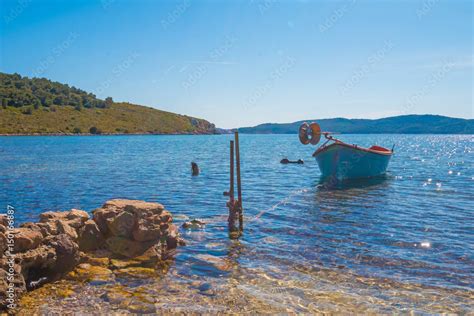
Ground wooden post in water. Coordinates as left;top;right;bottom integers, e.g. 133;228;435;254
235;131;243;233
227;140;238;235
230;140;235;202
227;133;243;238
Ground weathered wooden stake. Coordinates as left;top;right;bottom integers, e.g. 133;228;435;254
230;140;235;202
227;140;238;235
227;133;244;238
235;131;243;232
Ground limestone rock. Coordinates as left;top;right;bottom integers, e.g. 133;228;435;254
106;211;135;238
92;208;118;236
103;199;164;218
0;265;26;309
135;244;162;265
0;214;8;227
19;222;43;234
166;225;181;250
106;237;153;258
56;220;78;241
0;199;181;308
44;234;80;274
132;218;162;242
15;245;56;272
66;209;89;222
39;211;62;222
0;233;6;255
0;269;26;311
36;221;59;237
94;199;182;258
0;268;8;309
78;220;104;251
13;228;43;253
182;219;206;230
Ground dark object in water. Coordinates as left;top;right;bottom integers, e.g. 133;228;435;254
191;162;200;176
280;158;304;164
182;219;206;229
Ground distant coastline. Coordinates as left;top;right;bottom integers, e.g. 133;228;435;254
0;132;218;136
238;115;474;135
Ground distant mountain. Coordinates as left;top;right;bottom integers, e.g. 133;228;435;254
238;115;474;134
0;72;216;135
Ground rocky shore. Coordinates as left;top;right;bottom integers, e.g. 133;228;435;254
0;199;184;311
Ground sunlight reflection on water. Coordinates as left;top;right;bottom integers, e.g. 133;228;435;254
1;134;473;313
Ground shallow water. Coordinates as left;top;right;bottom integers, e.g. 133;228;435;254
1;134;473;313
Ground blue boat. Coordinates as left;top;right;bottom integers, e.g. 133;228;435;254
299;122;393;180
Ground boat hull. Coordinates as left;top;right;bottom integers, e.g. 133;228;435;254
314;143;392;180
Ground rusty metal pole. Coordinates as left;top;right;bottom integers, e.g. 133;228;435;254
228;140;238;235
235;131;243;232
230;140;235;202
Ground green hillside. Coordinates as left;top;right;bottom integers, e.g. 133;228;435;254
239;115;474;134
0;72;215;135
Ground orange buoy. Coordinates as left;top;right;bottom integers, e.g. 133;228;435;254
309;122;321;145
299;122;310;145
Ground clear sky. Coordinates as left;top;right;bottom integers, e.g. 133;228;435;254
1;0;472;128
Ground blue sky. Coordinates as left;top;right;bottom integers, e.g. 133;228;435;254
0;0;472;128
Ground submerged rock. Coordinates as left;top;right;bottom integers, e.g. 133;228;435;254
182;219;206;230
114;267;156;279
101;285;156;313
80;252;110;267
67;263;114;284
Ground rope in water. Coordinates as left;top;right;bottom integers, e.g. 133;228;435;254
251;187;309;221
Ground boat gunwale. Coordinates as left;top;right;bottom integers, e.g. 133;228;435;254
312;141;393;157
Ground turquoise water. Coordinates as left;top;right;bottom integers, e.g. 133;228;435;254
1;134;473;312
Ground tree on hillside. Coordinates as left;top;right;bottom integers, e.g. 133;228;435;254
0;72;112;110
105;97;113;108
89;126;102;134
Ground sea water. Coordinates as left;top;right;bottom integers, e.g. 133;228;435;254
0;134;472;313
